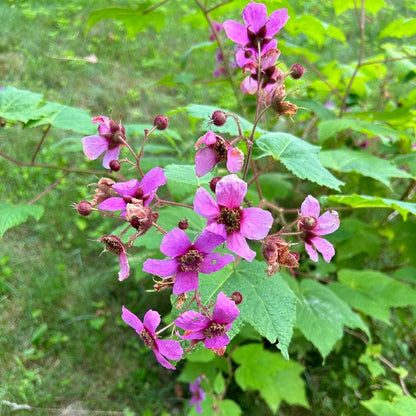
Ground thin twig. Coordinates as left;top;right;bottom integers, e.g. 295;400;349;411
31;124;51;163
206;0;233;13
143;0;170;14
361;55;416;66
27;172;69;205
378;355;411;396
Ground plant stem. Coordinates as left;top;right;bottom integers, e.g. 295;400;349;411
31;124;51;163
27;172;69;205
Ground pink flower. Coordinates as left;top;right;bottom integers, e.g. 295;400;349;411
298;195;340;263
82;116;126;169
175;292;240;350
143;228;234;295
122;306;183;370
209;21;223;41
189;377;206;414
97;167;166;214
223;2;289;68
195;131;244;177
194;174;273;261
98;235;130;281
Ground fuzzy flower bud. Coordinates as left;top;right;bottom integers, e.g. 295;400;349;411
290;63;305;79
153;115;169;130
109;160;121;172
77;200;93;216
210;110;227;127
230;292;243;305
178;219;189;230
209;176;222;193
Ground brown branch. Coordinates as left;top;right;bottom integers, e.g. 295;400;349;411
31;124;51;163
143;0;170;14
378;355;411;396
27;172;69;205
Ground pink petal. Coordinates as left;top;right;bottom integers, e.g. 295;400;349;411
194;229;225;254
266;8;289;38
173;270;199;294
103;146;120;169
194;187;220;219
314;211;340;235
199;252;234;274
242;2;267;32
175;310;210;331
204;334;230;349
121;306;144;333
98;197;127;211
310;236;335;263
240;76;258;95
195;131;217;149
82;135;108;160
240;207;273;240
143;258;178;277
226;147;244;173
195;148;218;177
118;251;130;281
261;49;280;68
212;292;240;324
206;222;227;239
140;167;167;195
153;349;176;370
226;232;256;262
143;309;161;334
223;20;249;45
305;241;319;262
156;339;183;361
113;179;140;197
301;195;321;218
160;228;191;257
215;174;247;209
235;48;253;68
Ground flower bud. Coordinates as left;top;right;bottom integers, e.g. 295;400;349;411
210;110;227;127
230;292;243;305
77;200;93;216
276;101;298;117
153;115;169;130
109;160;121;172
290;63;305;79
209;176;222;193
178;219;189;230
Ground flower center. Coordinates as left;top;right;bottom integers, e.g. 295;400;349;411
101;236;123;254
299;216;317;231
211;137;228;162
178;249;204;272
218;207;241;234
140;328;156;349
202;322;227;339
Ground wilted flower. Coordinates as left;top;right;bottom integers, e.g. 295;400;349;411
175;292;240;350
122;306;183;370
194;174;273;261
82;116;126;169
89;177;116;207
195;131;244;177
98;235;129;281
143;228;234;295
298;195;340;263
261;236;299;276
189;377;206;414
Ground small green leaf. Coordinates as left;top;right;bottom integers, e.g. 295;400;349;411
291;98;336;120
254;132;344;190
319;148;412;187
0;203;45;238
333;0;386;16
0;87;43;123
213;372;226;395
330;269;416;323
379;18;416;39
217;400;242;416
361;395;416;416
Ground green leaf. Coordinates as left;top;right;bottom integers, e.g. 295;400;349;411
318;118;404;144
326;194;416;220
0;87;43;123
329;269;416;323
361;396;416;416
291;98;336;120
319;149;412;187
199;261;296;359
333;0;386;16
213;372;226;395
233;343;308;413
284;277;369;358
379;18;416;39
254;132;344;190
217;400;242;416
0;203;45;238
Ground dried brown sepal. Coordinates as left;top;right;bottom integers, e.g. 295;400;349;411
126;200;154;236
262;236;299;276
153;277;174;292
90;177;116;206
175;293;187;309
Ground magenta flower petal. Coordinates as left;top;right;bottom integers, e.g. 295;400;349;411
112;179;140;197
157;339;183;361
143;258;179;277
103;146;121;169
240;76;258;95
173;270;199;295
98;197;127;211
194;188;220;219
121;306;144;333
195;131;217;148
199;252;234;274
314;211;340;235
305;242;319;262
195;147;218;177
175;310;211;331
140;167;167;196
310;236;335;263
118;251;130;281
153;349;176;370
216;174;247;209
212;292;240;324
301;195;321;218
240;207;273;240
160;228;191;257
143;309;161;334
223;20;249;45
206;222;227;240
82;135;108;160
194;229;225;254
226;147;244;173
266;8;289;37
226;231;256;262
180;330;205;341
204;334;230;349
262;49;281;67
242;2;267;32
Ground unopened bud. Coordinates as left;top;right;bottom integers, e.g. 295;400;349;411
77;201;93;216
210;110;227;127
209;176;222;193
152;212;159;221
290;63;305;79
109;160;121;172
231;292;243;305
153;115;169;130
178;219;189;230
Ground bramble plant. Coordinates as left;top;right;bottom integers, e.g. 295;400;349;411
1;0;416;415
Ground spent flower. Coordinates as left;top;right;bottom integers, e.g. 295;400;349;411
98;235;130;281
